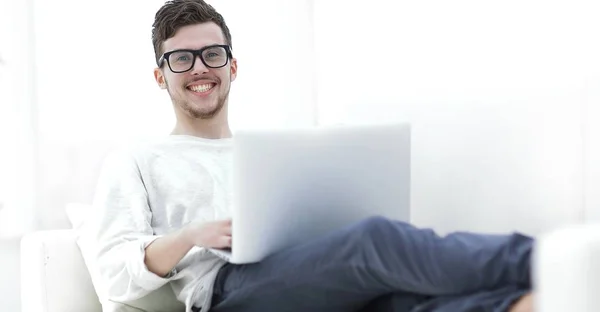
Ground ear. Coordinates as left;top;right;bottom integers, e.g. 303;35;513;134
154;68;167;89
229;58;237;82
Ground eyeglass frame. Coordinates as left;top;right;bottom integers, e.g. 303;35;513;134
157;44;233;73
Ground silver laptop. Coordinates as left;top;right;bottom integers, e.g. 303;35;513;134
210;122;411;264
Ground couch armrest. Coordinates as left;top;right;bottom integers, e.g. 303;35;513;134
534;224;600;312
20;229;101;312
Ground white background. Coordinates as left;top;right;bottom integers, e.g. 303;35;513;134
1;0;600;310
313;0;600;234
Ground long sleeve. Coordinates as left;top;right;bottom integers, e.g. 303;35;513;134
79;138;232;310
83;151;174;302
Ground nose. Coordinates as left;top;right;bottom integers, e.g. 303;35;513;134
190;55;209;75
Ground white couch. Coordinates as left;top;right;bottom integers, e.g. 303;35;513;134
19;202;186;312
20;229;102;312
20;221;600;312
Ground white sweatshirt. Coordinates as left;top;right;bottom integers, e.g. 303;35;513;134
83;135;233;311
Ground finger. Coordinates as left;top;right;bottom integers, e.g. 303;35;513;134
222;224;232;236
219;219;231;233
220;236;232;248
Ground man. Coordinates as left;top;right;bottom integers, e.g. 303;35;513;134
86;0;535;311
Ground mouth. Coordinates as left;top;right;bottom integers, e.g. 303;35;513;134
186;82;217;96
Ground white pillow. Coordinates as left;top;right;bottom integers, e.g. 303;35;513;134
65;203;185;312
65;202;90;230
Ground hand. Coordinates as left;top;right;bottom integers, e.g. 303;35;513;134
183;219;232;249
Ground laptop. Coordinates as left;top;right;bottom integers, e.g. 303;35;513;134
210;122;411;264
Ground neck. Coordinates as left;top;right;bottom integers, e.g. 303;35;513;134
171;106;232;139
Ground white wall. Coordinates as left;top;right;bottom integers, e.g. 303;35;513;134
1;0;35;310
0;0;37;237
32;0;172;230
314;0;600;235
583;76;600;222
215;0;317;130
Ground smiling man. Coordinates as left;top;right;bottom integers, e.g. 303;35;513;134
153;18;236;138
84;1;535;311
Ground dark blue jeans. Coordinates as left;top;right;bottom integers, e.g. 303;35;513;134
209;216;532;312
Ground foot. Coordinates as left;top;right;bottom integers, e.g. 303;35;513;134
509;292;533;312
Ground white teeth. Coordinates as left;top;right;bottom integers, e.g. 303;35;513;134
189;83;214;93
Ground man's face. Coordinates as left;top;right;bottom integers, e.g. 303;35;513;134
154;22;237;119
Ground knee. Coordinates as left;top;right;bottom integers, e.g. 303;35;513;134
354;215;394;240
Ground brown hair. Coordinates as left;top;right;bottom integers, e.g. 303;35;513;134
152;0;232;66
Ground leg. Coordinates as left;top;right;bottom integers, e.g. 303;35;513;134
412;286;530;312
357;287;529;312
356;292;431;312
211;216;533;312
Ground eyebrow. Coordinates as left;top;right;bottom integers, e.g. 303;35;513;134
172;43;225;51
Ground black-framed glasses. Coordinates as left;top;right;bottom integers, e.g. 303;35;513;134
158;44;232;73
